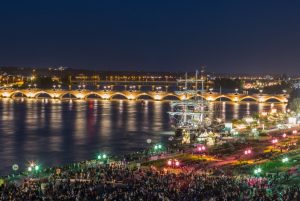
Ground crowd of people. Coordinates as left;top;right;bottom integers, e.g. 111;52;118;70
1;160;299;201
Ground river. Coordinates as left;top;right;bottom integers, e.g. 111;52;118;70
0;98;286;175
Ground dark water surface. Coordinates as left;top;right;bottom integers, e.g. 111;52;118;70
0;98;286;175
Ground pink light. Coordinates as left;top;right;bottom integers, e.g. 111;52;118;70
272;138;278;144
282;133;287;138
167;160;172;166
292;130;297;134
197;145;205;152
244;149;252;155
175;161;180;167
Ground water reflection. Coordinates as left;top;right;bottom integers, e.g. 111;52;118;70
0;99;285;175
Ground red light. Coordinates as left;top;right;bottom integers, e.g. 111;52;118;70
167;160;172;166
175;161;180;166
244;150;248;155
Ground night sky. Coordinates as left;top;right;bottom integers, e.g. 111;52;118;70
1;0;300;74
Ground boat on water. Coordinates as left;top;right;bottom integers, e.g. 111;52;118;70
168;69;224;145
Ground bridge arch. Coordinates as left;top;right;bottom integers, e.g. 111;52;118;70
264;96;283;103
240;96;258;102
214;95;234;102
187;95;207;100
33;91;53;98
85;92;102;99
60;92;78;99
9;91;27;98
162;94;181;100
136;93;154;100
110;93;128;100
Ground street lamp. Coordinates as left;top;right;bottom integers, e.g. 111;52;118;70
154;144;163;152
197;145;206;152
167;159;180;168
244;148;252;155
27;162;40;173
97;153;107;160
235;88;239;94
272;138;278;144
53;85;56;90
282;157;289;163
272;138;278;148
254;167;262;175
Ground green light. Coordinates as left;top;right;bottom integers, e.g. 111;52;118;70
282;157;289;163
97;154;107;160
35;165;40;171
254;168;262;175
154;144;162;150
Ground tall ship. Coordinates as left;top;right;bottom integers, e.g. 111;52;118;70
168;70;221;145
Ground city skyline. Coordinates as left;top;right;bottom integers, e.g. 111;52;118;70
1;1;300;74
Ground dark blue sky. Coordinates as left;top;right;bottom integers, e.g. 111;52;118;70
1;0;300;74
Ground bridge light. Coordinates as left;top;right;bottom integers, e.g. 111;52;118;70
2;92;9;98
207;96;213;101
76;93;84;99
128;94;135;100
154;95;162;100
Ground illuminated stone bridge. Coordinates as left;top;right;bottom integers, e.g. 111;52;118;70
0;89;288;103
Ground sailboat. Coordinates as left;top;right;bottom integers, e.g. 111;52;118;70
168;69;213;144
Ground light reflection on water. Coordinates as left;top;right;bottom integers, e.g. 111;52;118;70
0;98;285;175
